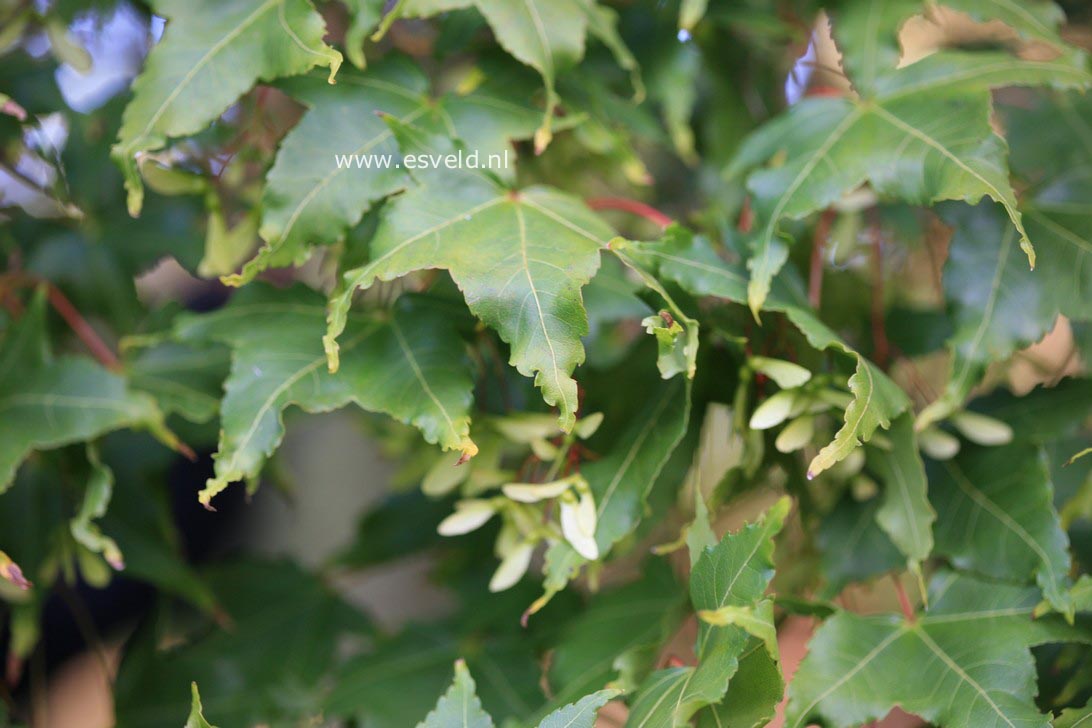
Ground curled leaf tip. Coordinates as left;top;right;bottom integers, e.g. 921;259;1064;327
2;563;31;590
322;335;341;373
455;441;478;465
533;126;552;156
219;272;245;288
325;51;343;84
523;589;556;626
198;483;222;511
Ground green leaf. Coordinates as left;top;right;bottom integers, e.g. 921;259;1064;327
0;455;71;598
1064;575;1092;614
686;490;717;567
827;0;918;97
867;413;935;574
185;683;219;728
930;442;1073;617
114;559;369;727
176;284;475;506
1053;698;1092;728
471;0;586;148
647;43;701;162
235;59;541;284
384;0;637;152
326;623;542;725
237;62;428;284
922;201;1087;424
727;45;1091;314
937;0;1085;64
126;341;230;424
342;0;386;69
1021;174;1092;322
535;373;689;605
785;309;907;480
327;120;613;432
581;1;644;102
698;599;778;659
99;432;219;614
623;227;909;478
831;0;1086;98
694;641;783;728
542;561;685;716
626;498;789;727
786;571;1089;728
818;495;903;598
198;199;258;278
69;445;124;571
431;61;544;172
972;379;1092;448
538;689;620;728
419;660;494;728
418;660;621;728
112;0;342;216
0;289;177;491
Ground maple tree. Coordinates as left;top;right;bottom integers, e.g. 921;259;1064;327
1;0;1091;726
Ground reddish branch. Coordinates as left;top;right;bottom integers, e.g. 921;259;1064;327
44;284;121;371
586;197;672;229
1;273;197;461
737;196;754;233
808;209;836;309
0;274;120;370
892;575;915;623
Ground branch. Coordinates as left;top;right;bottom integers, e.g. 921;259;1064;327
1;273;198;461
0;273;120;370
891;574;915;623
586;196;672;229
45;284;121;371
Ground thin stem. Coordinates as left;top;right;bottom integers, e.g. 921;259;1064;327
0;273;197;459
45;284;121;371
738;196;754;233
891;574;915;623
543;434;576;483
0;274;120;371
586;197;672;229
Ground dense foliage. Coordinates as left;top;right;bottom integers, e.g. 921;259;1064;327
1;0;1091;725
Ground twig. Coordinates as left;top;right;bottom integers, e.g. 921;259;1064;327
0;273;197;459
891;574;915;622
738;195;754;233
45;284;121;371
586;196;672;229
0;274;120;370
